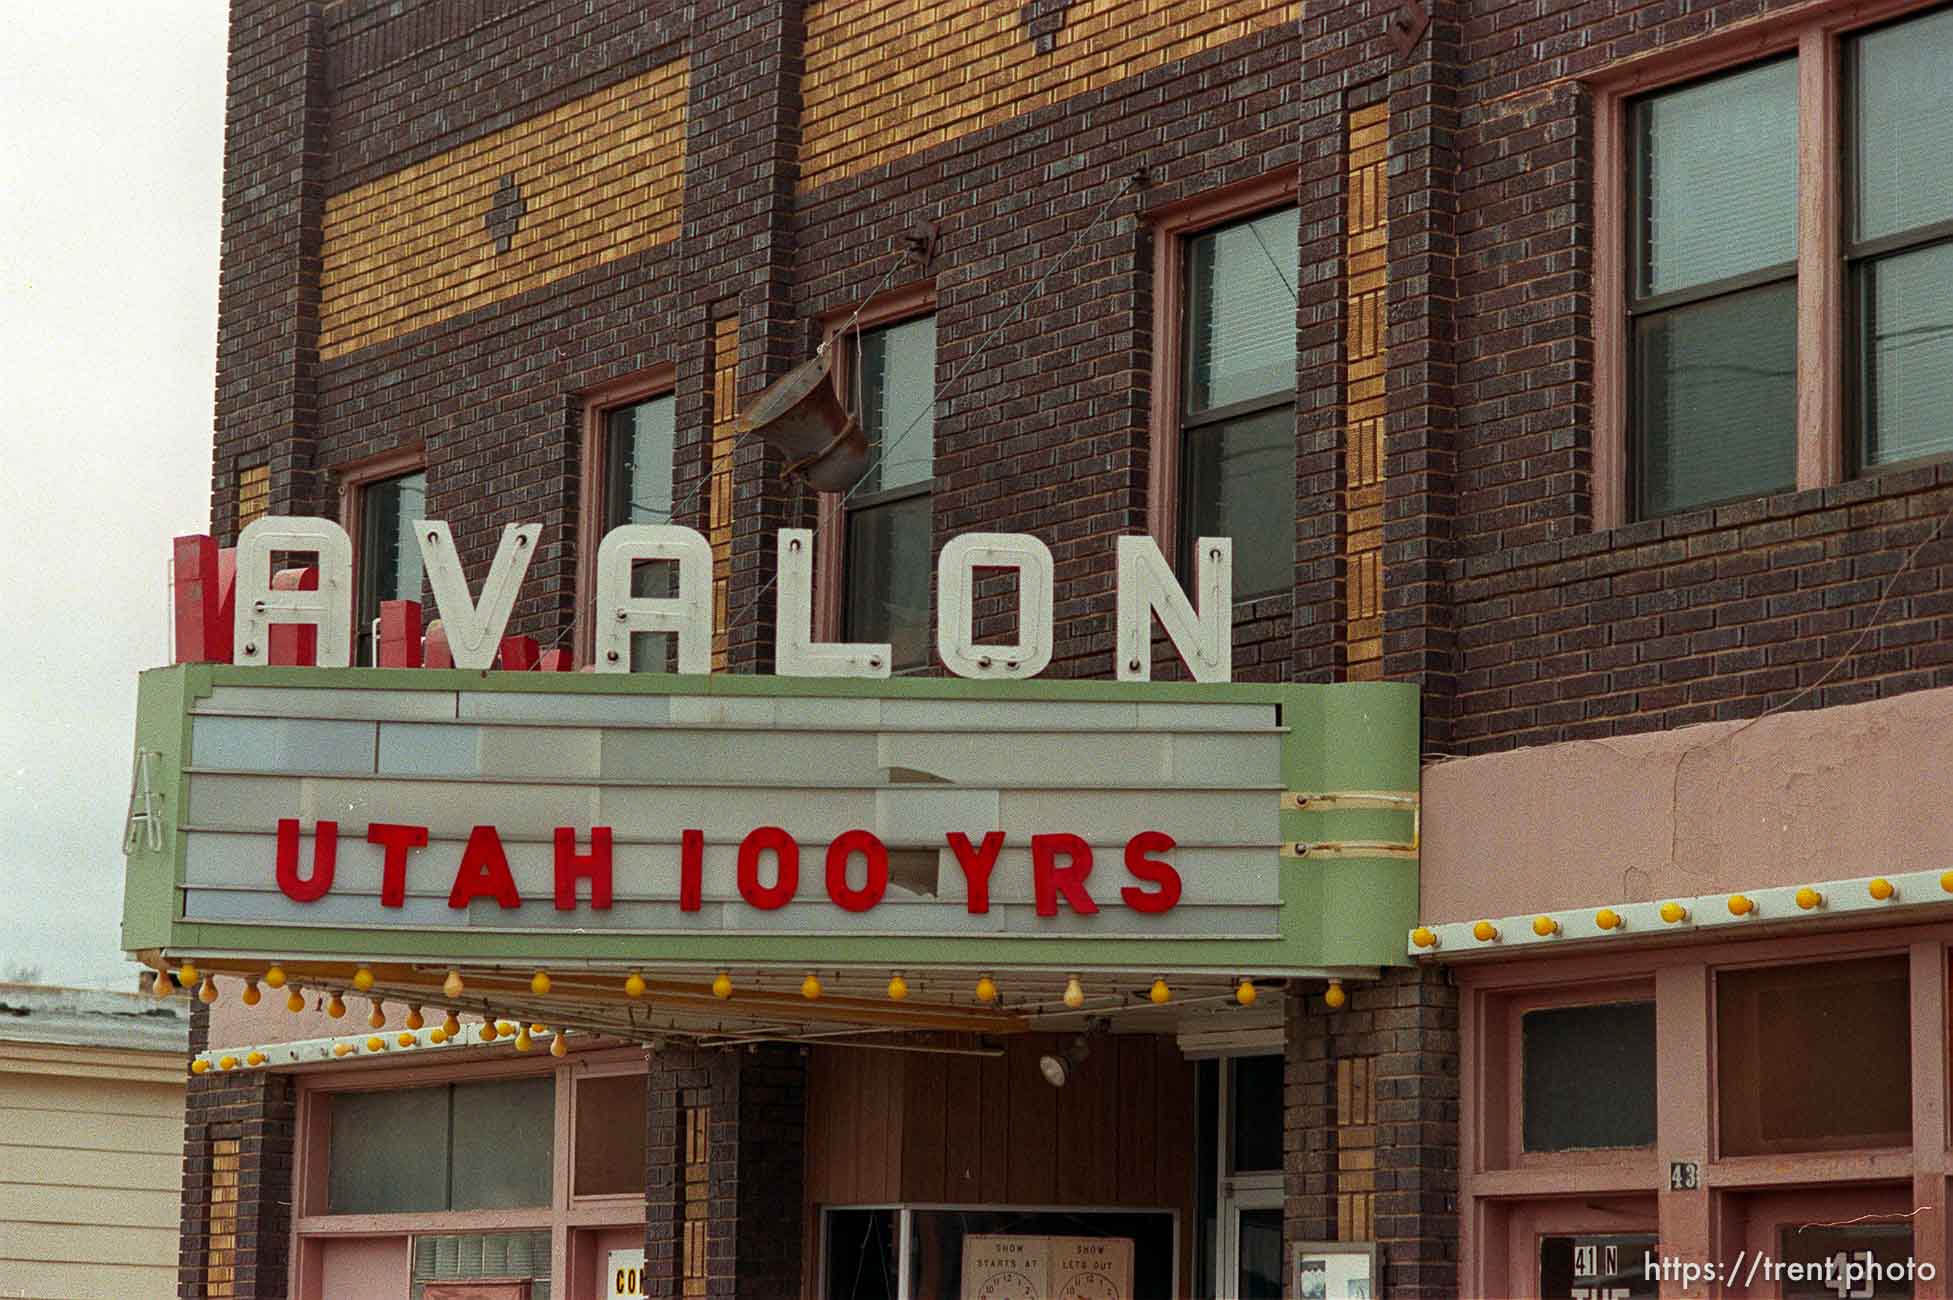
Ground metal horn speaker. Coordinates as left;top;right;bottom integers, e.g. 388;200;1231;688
736;349;869;493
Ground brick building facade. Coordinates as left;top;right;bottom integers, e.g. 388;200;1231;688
175;0;1953;1295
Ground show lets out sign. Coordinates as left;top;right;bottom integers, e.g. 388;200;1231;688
121;669;1418;974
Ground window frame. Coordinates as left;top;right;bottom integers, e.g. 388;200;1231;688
814;282;938;656
576;365;677;667
1146;168;1300;587
292;1048;647;1297
1592;0;1928;530
334;444;427;667
1484;979;1660;1172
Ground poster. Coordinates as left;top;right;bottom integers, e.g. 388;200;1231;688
1291;1244;1375;1300
961;1235;1134;1300
607;1247;646;1299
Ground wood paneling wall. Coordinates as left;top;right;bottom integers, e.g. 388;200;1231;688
804;1033;1197;1297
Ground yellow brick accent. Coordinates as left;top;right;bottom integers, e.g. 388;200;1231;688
709;318;739;672
236;464;270;533
682;1104;709;1298
1344;102;1388;681
800;0;1292;188
1336;1056;1376;1241
320;59;690;359
204;1137;240;1297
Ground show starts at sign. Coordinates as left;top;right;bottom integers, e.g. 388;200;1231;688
196;517;1237;682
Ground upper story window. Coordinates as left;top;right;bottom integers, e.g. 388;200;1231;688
1630;60;1800;518
1157;201;1299;601
355;467;427;665
1604;3;1953;525
1849;6;1953;468
327;1076;554;1213
840;313;936;671
578;378;676;670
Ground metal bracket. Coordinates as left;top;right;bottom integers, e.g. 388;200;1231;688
1281;840;1419;861
1386;0;1430;58
1281;789;1419;860
1280;790;1417;812
123;749;164;854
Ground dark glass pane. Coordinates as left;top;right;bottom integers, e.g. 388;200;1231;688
1717;956;1911;1157
1186;208;1299;413
1777;1224;1915;1299
1182;405;1295;599
1861;241;1953;467
1237;1208;1283;1300
449;1077;554;1209
1540;1234;1659;1300
327;1085;450;1213
1635;59;1797;296
1852;7;1953;243
845;494;931;670
573;1073;647;1197
1634;280;1797;517
854;316;935;496
1521;1002;1657;1152
824;1209;900;1300
628;558;678;673
906;1208;1178;1300
1229;1054;1284;1173
358;470;427;661
606;395;676;526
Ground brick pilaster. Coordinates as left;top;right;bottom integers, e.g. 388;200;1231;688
645;1044;808;1299
1286;967;1460;1299
178;1003;298;1299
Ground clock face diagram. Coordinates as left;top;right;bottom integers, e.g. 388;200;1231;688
973;1270;1041;1300
1057;1273;1122;1300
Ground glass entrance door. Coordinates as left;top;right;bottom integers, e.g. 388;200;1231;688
1222;1198;1284;1299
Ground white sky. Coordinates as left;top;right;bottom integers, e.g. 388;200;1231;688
0;3;226;987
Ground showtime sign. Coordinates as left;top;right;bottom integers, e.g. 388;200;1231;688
172;518;1236;682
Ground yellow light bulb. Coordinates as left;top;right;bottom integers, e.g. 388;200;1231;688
333;1043;353;1058
1869;877;1896;901
1235;978;1257;1007
550;1033;568;1058
365;1036;384;1052
1531;915;1560;938
712;972;733;999
442;1012;460;1037
1063;976;1085;1009
404;1005;424;1030
888;975;908;1001
286;989;305;1013
1595;908;1622;930
1728;894;1754;916
218;1055;238;1070
514;1029;533;1052
480;1020;497;1042
178;962;200;986
975;975;998;1004
246;1051;267;1067
262;965;286;989
1472;920;1498;943
1942;870;1953;894
199;976;219;1004
1324;980;1347;1010
530;970;551;996
241;980;262;1006
430;1027;448;1044
368;1002;386;1029
1659;901;1687;924
442;969;464;998
153;970;175;997
326;994;346;1019
801;973;822;1000
1149;978;1170;1005
190;1058;209;1075
1796;887;1822;910
352;966;374;992
497;1021;515;1035
398;1032;416;1047
625;972;647;998
1411;926;1437;949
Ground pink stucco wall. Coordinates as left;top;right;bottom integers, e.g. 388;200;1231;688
1420;684;1953;924
316;1235;408;1298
